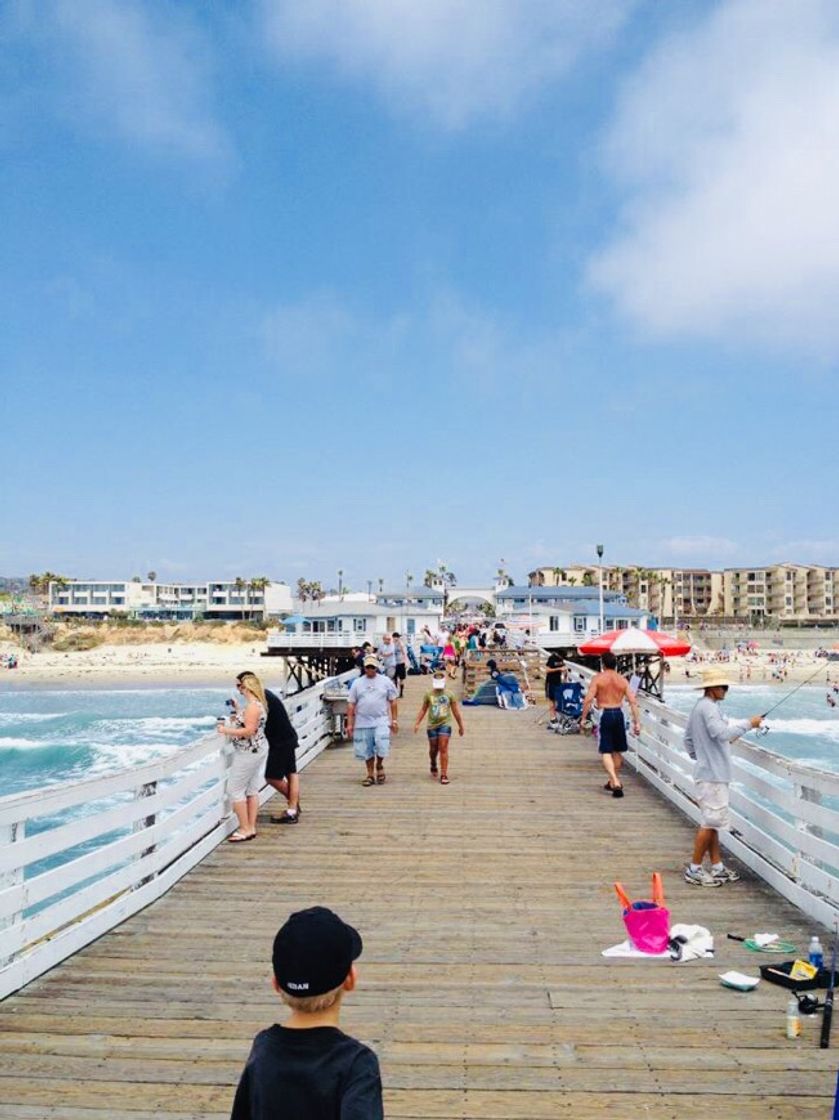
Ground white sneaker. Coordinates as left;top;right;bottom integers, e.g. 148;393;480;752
711;865;741;883
683;865;722;887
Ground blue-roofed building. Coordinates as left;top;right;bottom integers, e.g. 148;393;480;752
495;585;648;643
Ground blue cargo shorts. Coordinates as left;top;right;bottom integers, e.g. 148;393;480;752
353;725;391;761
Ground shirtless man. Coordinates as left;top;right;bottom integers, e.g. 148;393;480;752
581;652;641;798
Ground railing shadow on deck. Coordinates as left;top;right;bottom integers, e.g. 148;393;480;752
0;670;355;1000
566;663;839;929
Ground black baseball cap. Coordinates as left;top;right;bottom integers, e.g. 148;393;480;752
272;907;363;996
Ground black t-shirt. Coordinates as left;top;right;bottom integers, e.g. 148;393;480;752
230;1025;383;1120
545;654;565;692
265;690;298;751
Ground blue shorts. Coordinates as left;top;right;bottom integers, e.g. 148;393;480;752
426;725;452;741
598;708;629;755
353;726;391;761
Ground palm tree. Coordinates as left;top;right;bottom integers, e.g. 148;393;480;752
248;576;270;620
423;569;437;588
296;577;309;603
582;570;594;587
147;571;157;583
551;566;565;586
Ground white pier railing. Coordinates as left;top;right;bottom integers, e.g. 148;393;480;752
0;672;354;1000
566;663;839;928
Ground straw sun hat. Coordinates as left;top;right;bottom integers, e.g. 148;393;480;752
696;669;732;690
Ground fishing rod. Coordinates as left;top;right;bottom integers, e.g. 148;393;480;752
821;924;837;1049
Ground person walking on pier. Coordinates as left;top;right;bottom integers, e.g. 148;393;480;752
392;631;408;698
580;652;641;798
231;906;383;1119
683;669;763;887
346;655;398;786
217;672;270;842
378;633;397;681
413;669;464;784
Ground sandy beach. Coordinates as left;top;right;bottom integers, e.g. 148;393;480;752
0;640;279;690
1;634;836;691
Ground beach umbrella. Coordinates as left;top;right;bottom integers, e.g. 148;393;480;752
280;614;309;627
578;629;692;657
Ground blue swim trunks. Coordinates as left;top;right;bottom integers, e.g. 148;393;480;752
598;708;628;754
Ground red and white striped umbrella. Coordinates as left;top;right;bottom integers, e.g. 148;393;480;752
577;629;692;657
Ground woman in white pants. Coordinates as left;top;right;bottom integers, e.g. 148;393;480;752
216;672;269;842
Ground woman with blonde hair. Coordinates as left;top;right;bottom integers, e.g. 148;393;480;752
217;671;270;842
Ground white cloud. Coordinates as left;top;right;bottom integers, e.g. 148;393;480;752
259;0;633;128
588;0;839;357
10;0;230;163
774;540;839;564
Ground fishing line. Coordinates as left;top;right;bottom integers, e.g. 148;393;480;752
752;659;835;736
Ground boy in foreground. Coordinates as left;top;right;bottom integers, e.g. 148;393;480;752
230;906;383;1119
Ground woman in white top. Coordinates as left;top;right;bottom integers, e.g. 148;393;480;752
216;671;269;842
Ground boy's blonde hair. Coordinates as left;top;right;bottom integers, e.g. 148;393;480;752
280;983;344;1013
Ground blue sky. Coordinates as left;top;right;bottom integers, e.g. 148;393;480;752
2;0;838;590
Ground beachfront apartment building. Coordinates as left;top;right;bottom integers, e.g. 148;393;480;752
48;580;293;621
527;566;723;619
529;564;838;624
723;565;838;624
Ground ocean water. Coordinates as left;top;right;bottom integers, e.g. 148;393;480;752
0;687;231;798
666;684;839;772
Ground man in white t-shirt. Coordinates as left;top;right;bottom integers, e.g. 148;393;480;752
346;656;398;787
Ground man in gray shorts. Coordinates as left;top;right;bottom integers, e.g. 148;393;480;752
683;669;763;886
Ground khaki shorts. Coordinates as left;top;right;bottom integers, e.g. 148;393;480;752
697;780;730;830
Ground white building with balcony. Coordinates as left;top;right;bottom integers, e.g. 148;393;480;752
48;580;293;621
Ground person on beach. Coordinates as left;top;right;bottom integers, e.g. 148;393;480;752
392;632;408;698
580;652;641;799
217;672;270;842
413;669;464;784
230;906;383;1120
346;655;398;786
683;669;764;886
234;671;301;826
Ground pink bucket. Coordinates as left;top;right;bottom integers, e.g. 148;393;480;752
615;874;671;954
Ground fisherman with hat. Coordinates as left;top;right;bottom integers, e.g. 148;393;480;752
683;669;764;887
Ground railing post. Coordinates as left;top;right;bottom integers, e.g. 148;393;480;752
133;781;157;889
0;820;25;969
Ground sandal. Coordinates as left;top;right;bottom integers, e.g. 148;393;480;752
440;775;450;785
362;776;375;787
228;830;255;842
376;771;386;784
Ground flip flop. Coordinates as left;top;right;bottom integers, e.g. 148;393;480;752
376;772;386;784
362;776;375;787
228;830;255;842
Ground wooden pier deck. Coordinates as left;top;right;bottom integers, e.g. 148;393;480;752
1;676;836;1118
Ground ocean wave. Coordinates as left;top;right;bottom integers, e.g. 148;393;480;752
0;712;69;724
0;736;51;749
764;718;839;740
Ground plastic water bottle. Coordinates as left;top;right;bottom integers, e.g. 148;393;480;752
809;936;824;969
786;995;801;1039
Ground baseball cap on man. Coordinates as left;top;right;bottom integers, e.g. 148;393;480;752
272;906;363;996
363;655;379;668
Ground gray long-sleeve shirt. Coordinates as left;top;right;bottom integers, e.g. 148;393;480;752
683;696;752;783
